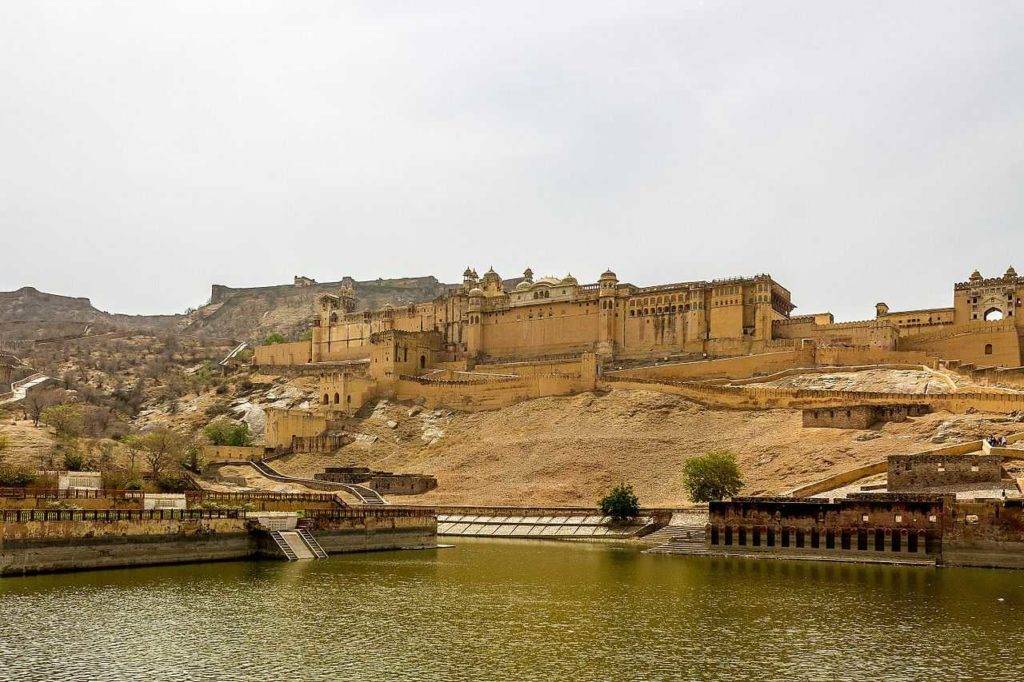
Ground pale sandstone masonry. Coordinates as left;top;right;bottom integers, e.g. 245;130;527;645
253;267;1024;448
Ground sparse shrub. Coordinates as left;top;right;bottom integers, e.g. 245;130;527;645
204;402;232;418
682;451;744;502
182;442;204;473
264;333;286;345
155;473;191;493
203;418;252;447
599;483;640;523
62;448;86;472
24;388;65;426
0;465;37;487
40;404;84;438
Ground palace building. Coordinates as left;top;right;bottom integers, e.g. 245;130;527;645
253;265;1024;441
307;267;796;365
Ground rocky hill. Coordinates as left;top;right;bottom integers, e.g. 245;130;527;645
0;275;456;347
0;287;184;346
181;275;455;341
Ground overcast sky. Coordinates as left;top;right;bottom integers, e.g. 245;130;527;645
2;2;1022;320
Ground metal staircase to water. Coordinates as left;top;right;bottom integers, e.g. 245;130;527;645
269;530;299;560
297;528;329;559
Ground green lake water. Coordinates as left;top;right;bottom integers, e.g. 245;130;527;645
2;539;1023;681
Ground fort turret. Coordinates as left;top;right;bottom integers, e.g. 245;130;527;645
597;269;618;357
465;287;484;357
875;302;889;318
481;267;503;295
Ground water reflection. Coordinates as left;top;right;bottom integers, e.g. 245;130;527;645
1;539;1023;681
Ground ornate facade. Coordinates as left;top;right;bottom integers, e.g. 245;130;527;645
309;267;795;364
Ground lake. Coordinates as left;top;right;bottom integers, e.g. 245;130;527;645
1;539;1023;680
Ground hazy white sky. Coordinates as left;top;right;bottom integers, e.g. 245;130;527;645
2;1;1022;319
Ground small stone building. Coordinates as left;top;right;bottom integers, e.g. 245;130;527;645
802;404;929;429
56;471;102;491
887;453;1005;491
314;466;437;495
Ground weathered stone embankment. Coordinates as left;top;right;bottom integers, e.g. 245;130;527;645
0;509;437;577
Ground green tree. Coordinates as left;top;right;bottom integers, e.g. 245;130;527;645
24;388;64;426
298;329;313;341
138;428;185;480
40;403;84;438
264;333;286;345
599;483;640;523
63;447;86;472
203;418;252;447
122;434;142;475
683;451;744;502
181;441;205;473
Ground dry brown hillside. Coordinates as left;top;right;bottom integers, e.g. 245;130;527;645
269;389;1024;507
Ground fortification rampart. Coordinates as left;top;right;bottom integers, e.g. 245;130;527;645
601;376;1024;414
253;341;313;366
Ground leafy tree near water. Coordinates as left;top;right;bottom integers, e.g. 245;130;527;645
683;451;744;502
599;483;640;522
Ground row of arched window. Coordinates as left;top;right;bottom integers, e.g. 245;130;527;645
630;305;685;317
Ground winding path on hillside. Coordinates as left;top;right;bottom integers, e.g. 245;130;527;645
249;460;387;505
0;374;51;406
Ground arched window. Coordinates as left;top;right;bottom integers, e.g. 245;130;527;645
985;308;1004;321
420;355;426;369
334;392;340;404
323;393;329;405
985;344;993;355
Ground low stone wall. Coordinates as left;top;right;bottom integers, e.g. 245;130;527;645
606;348;814;382
789;461;890;498
201;445;264;462
790;440;989;498
602;376;1024;414
0;513;252;576
304;509;437;552
394;373;584;411
0;508;438;575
